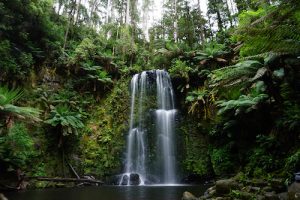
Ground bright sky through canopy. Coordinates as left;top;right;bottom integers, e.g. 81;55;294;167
151;0;208;24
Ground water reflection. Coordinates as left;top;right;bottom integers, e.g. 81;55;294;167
5;185;208;200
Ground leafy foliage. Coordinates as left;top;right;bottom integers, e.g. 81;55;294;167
234;1;300;57
211;145;235;176
209;60;263;88
285;149;300;174
0;86;41;122
245;135;281;177
186;88;216;119
0;123;35;169
0;0;299;184
45;105;84;137
169;60;192;80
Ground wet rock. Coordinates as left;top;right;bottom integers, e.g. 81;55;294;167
252;179;268;187
264;191;279;200
250;186;261;193
216;179;239;195
182;191;198;200
203;186;216;199
278;192;288;200
129;173;141;185
83;175;95;180
263;186;274;192
120;175;129;185
257;195;265;200
233;191;253;200
244;186;260;193
207;186;216;196
288;182;300;200
295;173;300;182
0;194;8;200
270;178;286;193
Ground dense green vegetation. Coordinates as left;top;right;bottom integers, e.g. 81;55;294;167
0;0;299;189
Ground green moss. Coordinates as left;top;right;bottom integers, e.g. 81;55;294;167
180;117;213;177
79;77;130;177
211;145;235;176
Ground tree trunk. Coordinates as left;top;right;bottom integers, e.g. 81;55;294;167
106;0;111;24
62;1;76;52
74;0;81;25
216;10;223;31
173;0;178;42
207;13;214;40
225;0;233;27
27;177;104;184
125;0;130;24
197;0;205;46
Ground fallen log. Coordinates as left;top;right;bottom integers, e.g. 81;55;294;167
26;177;104;185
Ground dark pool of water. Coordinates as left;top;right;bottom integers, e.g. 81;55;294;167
4;185;208;200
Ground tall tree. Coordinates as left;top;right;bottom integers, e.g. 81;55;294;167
197;0;206;45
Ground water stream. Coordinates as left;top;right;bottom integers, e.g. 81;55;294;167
119;70;177;185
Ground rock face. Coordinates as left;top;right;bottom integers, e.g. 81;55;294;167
216;179;239;195
182;191;198;200
129;173;141;185
288;182;300;200
120;174;129;185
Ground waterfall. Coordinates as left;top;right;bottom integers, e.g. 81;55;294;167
119;70;177;185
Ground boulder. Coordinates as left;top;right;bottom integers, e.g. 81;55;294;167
129;173;141;185
120;175;129;185
0;193;8;200
249;186;261;193
288;182;300;200
270;178;286;193
257;195;265;200
295;173;300;182
263;186;274;192
237;191;253;200
182;191;198;200
264;191;280;200
216;179;239;194
252;179;268;187
278;192;288;200
203;186;216;199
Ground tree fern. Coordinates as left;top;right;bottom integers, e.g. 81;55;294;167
45;105;84;136
217;81;268;115
0;86;41;122
209;60;263;88
186;88;216;119
235;0;300;57
217;93;268;115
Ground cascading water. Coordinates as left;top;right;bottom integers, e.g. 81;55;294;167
119;70;177;185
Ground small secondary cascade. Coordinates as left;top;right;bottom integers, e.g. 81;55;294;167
119;70;177;185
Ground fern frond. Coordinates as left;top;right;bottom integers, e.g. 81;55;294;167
209;60;262;88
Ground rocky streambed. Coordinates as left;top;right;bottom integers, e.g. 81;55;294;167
182;176;300;200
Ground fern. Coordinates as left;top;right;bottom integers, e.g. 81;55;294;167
235;1;300;57
217;93;268;115
0;86;41;122
217;81;268;115
45;105;84;136
186;88;216;119
209;60;263;88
